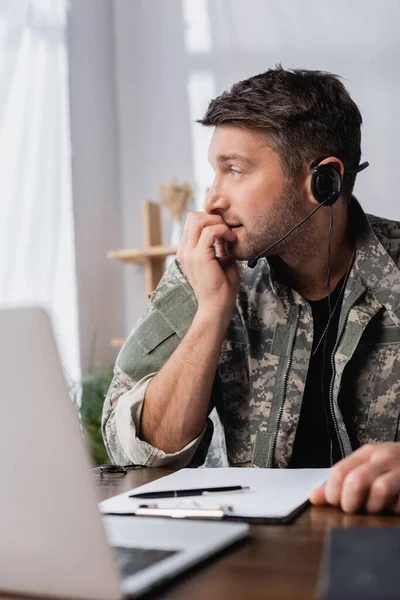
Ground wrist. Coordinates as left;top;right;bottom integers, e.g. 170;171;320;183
195;304;233;333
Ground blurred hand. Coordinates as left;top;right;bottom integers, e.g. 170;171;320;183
177;212;240;318
310;443;400;513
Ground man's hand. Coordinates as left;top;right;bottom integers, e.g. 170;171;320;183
310;443;400;513
177;212;240;318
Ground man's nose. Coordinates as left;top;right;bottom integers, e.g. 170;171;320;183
203;184;230;214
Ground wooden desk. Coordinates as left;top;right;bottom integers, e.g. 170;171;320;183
96;468;400;600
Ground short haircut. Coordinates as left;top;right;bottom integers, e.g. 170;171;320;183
198;65;363;199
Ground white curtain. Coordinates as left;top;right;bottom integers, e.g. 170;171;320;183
0;0;80;381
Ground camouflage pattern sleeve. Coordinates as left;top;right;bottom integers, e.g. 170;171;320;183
101;365;139;465
101;365;212;467
101;259;217;467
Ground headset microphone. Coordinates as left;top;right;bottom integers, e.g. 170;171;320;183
247;158;369;269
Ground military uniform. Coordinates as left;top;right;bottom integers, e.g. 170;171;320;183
102;200;400;469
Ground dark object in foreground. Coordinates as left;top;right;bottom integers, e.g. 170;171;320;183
319;526;400;600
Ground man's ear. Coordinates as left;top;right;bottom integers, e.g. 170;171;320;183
317;156;345;179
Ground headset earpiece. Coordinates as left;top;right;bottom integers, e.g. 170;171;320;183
310;160;342;206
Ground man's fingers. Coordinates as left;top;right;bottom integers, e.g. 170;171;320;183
324;444;376;506
339;461;389;513
197;224;236;253
185;213;225;248
365;469;400;513
309;484;327;505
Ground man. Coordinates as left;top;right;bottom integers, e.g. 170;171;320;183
102;67;400;514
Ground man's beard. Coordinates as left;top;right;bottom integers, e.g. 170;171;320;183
226;179;306;261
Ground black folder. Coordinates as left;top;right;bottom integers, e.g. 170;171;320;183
319;526;400;600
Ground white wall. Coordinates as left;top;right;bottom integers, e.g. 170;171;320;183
112;0;196;331
67;0;124;374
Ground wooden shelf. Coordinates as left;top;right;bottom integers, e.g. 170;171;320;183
108;200;178;349
107;245;178;264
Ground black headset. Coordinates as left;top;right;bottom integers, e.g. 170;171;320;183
247;156;369;268
310;156;369;207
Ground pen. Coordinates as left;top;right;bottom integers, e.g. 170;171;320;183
129;485;250;499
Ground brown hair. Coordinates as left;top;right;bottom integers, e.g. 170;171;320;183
198;65;363;199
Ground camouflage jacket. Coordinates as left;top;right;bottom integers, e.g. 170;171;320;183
102;200;400;468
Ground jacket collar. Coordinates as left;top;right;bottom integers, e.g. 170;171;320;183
242;197;400;325
352;198;400;327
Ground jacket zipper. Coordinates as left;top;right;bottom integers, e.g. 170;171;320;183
268;305;301;468
328;311;351;461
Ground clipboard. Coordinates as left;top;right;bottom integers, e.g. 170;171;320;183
100;467;330;524
130;500;311;524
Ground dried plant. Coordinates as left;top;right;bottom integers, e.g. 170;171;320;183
158;178;193;221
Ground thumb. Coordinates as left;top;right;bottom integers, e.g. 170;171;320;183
309;484;328;505
214;238;228;259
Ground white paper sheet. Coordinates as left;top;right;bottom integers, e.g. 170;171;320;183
99;468;330;520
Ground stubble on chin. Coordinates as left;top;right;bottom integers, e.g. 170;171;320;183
224;231;258;261
227;189;302;261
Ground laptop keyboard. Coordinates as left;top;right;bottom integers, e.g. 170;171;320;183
113;546;180;579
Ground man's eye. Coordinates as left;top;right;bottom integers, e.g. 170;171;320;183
230;168;241;177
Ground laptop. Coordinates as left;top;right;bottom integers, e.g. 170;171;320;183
0;307;248;599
